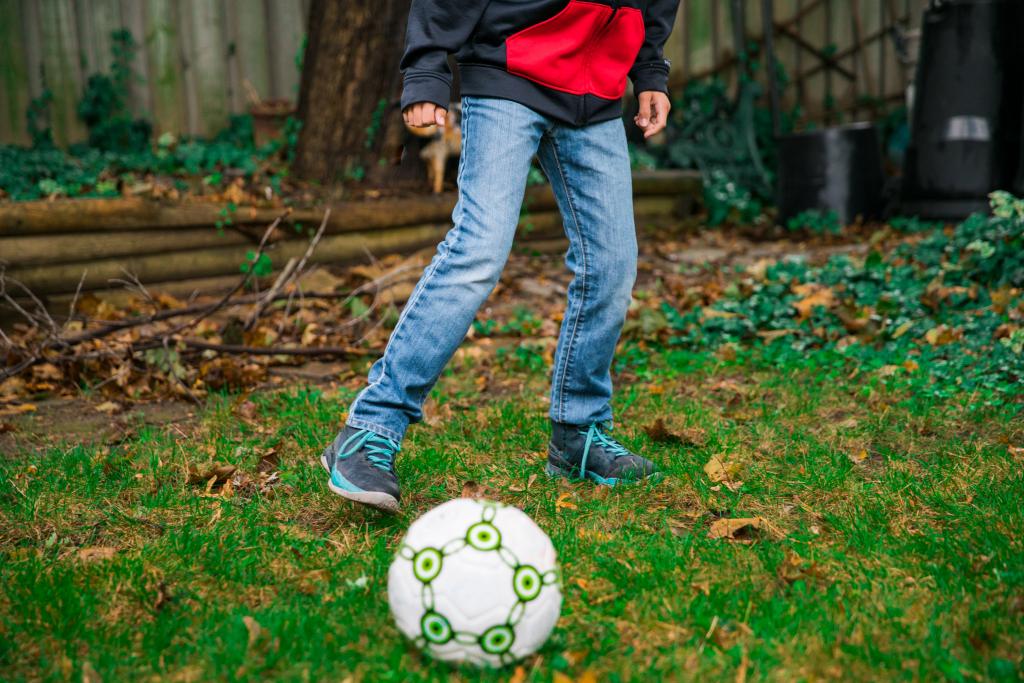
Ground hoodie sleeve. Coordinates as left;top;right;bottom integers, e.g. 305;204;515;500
629;0;680;95
399;0;491;112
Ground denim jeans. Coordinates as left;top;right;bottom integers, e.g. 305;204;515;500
347;96;637;443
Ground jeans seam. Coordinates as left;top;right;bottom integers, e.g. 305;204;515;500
349;99;475;423
545;133;589;424
345;417;404;443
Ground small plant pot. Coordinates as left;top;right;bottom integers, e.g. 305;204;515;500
776;123;886;227
250;100;295;148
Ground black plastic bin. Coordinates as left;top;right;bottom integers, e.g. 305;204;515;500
901;0;1024;218
776;123;886;226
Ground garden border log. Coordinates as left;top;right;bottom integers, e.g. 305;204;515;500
1;172;697;296
0;170;700;236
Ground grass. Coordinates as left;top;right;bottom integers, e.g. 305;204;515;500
1;345;1023;682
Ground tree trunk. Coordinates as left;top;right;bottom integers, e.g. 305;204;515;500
293;0;411;183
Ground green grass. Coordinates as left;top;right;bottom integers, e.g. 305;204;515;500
1;348;1023;682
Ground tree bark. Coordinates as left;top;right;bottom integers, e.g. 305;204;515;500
293;0;412;183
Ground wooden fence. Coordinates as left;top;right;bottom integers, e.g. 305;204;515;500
0;0;928;147
666;0;929;124
0;0;311;146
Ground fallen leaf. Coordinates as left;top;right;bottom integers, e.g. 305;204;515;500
552;673;573;683
644;418;706;447
77;546;118;562
703;455;741;483
31;363;63;382
923;324;960;346
792;284;836;320
850;449;868;463
0;403;36;416
555;492;577;510
187;463;237;486
257;447;280;474
0;422;15;433
461;480;485;498
243;616;263;651
708;517;765;540
507;666;528;683
95;401;122;415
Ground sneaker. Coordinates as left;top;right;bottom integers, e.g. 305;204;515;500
320;425;402;512
547;421;660;486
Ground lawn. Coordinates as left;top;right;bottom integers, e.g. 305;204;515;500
1;340;1022;681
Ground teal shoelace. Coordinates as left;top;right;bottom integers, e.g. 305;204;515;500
340;429;400;472
578;422;632;477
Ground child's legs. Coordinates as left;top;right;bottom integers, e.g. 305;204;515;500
536;118;637;426
347;97;548;442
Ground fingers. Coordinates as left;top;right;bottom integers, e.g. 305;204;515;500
634;91;670;139
634;92;654;131
403;102;448;128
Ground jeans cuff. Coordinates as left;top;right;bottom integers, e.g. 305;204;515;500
345;417;405;444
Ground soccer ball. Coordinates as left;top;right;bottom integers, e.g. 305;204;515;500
387;498;562;667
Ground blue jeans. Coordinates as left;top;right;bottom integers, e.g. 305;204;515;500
347;96;637;442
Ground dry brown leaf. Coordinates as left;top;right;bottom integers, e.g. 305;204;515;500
708;517;764;540
507;666;528;683
552;673;573;683
95;401;122;415
792;284;836;320
923;324;960;346
703;455;741;483
243;615;263;651
644;418;706;447
555;492;577;510
78;546;118;562
0;403;36;416
461;480;484;498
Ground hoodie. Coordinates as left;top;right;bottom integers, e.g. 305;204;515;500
400;0;680;126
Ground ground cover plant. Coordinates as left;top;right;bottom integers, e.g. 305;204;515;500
1;196;1023;681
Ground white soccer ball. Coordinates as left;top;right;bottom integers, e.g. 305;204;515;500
387;498;562;667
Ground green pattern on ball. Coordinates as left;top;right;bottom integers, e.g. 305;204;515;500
412;548;442;583
479;624;515;654
513;565;542;601
465;521;501;550
421;611;453;644
397;501;559;662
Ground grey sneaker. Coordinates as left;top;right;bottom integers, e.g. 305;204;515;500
547;421;660;486
320;425;402;512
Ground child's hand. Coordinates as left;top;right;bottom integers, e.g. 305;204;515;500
404;102;447;128
634;91;670;139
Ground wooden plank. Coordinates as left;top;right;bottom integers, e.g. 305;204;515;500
142;0;187;136
0;170;702;235
6;195;684;295
265;0;305;102
37;0;86;145
21;0;43;104
120;0;154;117
227;0;271;107
0;0;30;144
2;227;252;266
182;0;230;136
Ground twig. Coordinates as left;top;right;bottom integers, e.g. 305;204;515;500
245;209;330;330
67;270;88;326
178;338;378;358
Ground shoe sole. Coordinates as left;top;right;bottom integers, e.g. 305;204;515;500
546;447;663;487
320;454;401;513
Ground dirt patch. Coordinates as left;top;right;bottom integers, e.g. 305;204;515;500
0;398;194;457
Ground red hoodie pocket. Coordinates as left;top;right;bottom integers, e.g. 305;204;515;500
506;1;646;100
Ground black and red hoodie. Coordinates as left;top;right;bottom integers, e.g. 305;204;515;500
400;0;680;127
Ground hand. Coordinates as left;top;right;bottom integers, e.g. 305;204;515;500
403;102;447;128
634;91;670;139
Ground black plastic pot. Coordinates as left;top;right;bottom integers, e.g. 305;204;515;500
901;0;1024;218
776;123;885;226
